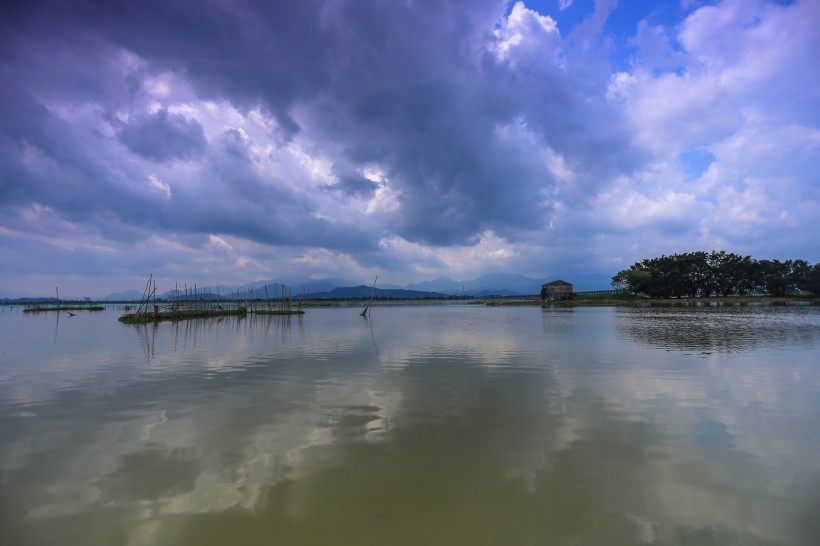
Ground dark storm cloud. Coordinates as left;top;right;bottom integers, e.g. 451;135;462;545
117;109;207;161
0;79;376;255
0;80;135;214
2;0;643;255
292;0;640;243
2;0;641;248
323;175;378;197
78;0;335;139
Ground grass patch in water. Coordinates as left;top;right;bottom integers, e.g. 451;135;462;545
118;307;247;324
24;305;105;312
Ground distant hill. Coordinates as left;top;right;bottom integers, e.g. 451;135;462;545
404;276;461;294
376;283;403;290
0;297;60;303
83;273;573;302
464;273;546;295
405;273;547;296
100;290;145;301
470;288;525;297
303;286;449;299
240;276;361;294
145;277;366;300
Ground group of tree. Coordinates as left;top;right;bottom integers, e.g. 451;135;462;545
611;251;820;298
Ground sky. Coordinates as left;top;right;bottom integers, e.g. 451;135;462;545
1;0;819;298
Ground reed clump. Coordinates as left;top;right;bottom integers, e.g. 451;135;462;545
249;283;305;315
118;307;247;324
252;309;305;315
118;275;305;324
24;305;105;313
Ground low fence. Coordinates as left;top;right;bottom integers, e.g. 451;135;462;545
573;290;618;296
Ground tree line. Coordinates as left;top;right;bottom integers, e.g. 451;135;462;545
611;251;820;298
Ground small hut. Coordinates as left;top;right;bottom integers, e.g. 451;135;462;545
540;280;573;301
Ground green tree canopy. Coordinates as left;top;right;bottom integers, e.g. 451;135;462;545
611;251;820;298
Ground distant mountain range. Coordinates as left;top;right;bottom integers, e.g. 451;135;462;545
404;273;549;296
0;297;62;303
300;286;449;299
4;274;564;302
137;273;551;300
100;290;144;301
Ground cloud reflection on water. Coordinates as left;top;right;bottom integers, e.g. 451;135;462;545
617;304;820;354
0;306;819;545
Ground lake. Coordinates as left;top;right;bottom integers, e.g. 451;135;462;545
1;303;819;545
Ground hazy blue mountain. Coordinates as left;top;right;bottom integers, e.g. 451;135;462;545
241;276;362;293
1;297;61;303
302;278;363;292
470;288;524;297
405;274;548;296
378;283;403;289
462;274;546;295
304;286;449;299
97;273;573;303
403;276;461;293
100;290;145;301
143;277;364;300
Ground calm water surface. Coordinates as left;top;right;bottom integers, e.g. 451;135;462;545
1;304;819;545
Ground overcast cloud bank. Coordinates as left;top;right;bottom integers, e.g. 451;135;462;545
1;0;818;297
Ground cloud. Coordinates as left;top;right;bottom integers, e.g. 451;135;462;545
117;108;207;161
323;174;378;198
147;174;172;199
492;2;561;64
600;0;820;264
628;20;687;72
0;0;818;296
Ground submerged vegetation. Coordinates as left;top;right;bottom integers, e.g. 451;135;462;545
567;292;636;304
24;304;105;313
118;307;248;324
118;275;305;324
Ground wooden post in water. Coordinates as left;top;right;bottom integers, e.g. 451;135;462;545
360;276;377;317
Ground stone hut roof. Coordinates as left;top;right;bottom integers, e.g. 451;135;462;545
542;280;573;288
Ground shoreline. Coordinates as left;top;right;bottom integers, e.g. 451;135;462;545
490;295;819;307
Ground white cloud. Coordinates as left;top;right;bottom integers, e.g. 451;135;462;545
593;0;820;263
606;71;636;102
590;171;700;232
365;181;400;215
492;2;562;66
543;146;576;184
207;234;232;252
379;230;531;281
625;0;820;154
147;173;172;199
288;144;335;185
